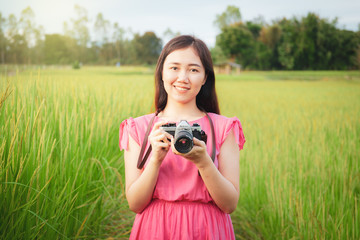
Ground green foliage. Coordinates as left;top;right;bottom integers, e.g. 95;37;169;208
93;13;110;44
132;32;162;65
214;5;242;30
210;45;229;64
0;13;6;63
216;23;255;67
278;42;294;69
245;20;263;39
0;6;165;66
44;34;76;64
72;60;81;69
0;5;359;70
215;8;360;70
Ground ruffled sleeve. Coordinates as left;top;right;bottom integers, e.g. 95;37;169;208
219;117;246;150
119;117;140;151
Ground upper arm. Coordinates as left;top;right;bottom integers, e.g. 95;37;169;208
124;135;142;194
217;129;240;193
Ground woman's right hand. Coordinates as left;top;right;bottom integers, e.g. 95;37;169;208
148;121;172;165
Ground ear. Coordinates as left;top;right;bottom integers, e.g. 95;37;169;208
202;74;207;85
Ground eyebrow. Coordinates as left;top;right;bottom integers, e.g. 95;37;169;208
168;62;202;67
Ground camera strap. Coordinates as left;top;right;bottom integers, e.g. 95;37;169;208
137;112;158;169
137;112;216;169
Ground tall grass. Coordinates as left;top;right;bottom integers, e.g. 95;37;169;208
220;76;360;239
0;66;359;239
0;66;153;239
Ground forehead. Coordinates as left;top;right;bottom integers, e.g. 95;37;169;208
164;47;203;66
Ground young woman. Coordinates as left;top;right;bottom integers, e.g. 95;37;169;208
119;35;245;239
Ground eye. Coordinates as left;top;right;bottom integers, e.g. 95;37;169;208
190;68;199;73
170;66;178;70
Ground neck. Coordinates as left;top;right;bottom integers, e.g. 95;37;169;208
159;100;205;122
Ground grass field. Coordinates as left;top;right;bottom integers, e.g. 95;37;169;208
1;66;359;239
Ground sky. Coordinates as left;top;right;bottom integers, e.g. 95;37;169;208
1;0;359;47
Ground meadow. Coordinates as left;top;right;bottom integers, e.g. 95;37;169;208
0;66;359;239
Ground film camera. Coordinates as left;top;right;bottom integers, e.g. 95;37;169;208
160;120;207;153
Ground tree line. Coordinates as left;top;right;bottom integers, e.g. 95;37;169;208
0;5;164;66
213;6;360;70
0;5;359;70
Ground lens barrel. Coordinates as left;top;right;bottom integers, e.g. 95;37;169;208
174;130;193;153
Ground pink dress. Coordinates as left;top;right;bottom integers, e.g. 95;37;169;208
119;113;245;240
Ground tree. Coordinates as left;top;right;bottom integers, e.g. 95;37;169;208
354;45;360;69
258;24;283;69
259;24;282;50
245;17;265;39
72;5;90;47
132;32;162;65
31;25;45;64
68;5;90;62
210;45;228;65
252;41;273;69
93;13;111;64
112;22;125;64
19;6;40;64
214;6;242;30
0;12;7;64
275;13;359;70
216;23;254;67
6;14;28;64
19;7;36;46
43;34;76;64
7;14;18;41
296;13;319;69
331;29;359;69
94;13;110;45
8;34;27;64
162;28;181;46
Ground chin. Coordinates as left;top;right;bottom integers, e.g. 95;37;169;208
173;95;196;103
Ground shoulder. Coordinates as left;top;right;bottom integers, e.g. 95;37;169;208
120;113;154;128
207;112;240;125
128;112;156;133
207;112;245;150
119;113;156;149
133;113;156;125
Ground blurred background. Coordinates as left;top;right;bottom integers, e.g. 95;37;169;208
0;0;359;69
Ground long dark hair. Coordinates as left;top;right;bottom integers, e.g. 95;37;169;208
154;35;220;114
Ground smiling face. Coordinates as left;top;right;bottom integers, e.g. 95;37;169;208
162;47;206;106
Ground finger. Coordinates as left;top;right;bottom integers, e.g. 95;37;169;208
170;137;187;156
150;128;165;137
170;136;179;154
149;128;171;141
164;131;173;141
192;137;205;146
153;120;168;130
155;142;171;150
155;134;170;144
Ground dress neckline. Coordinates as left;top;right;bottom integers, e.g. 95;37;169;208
155;113;207;124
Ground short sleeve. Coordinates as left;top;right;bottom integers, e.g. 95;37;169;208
220;117;246;150
119;118;140;151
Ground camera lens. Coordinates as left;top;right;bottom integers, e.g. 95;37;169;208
174;131;193;153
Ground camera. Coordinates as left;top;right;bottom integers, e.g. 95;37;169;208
160;120;207;153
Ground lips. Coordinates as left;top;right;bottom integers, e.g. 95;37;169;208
174;85;190;91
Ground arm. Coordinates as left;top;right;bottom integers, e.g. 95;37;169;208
172;129;240;213
124;121;171;213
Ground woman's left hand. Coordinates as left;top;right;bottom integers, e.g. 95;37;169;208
171;137;210;166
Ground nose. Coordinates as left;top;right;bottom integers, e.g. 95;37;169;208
177;70;189;83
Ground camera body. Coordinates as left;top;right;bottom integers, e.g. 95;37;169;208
160;120;207;153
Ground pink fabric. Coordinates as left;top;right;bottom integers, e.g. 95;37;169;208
119;113;245;239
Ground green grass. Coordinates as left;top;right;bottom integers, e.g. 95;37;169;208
1;66;359;239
